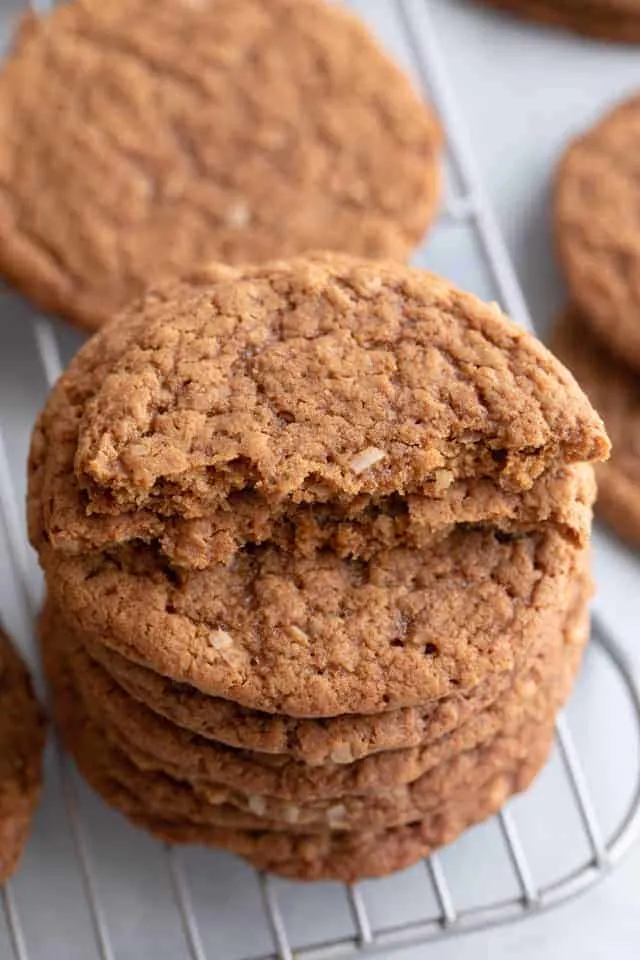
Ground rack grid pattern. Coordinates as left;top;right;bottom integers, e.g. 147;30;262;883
1;1;640;958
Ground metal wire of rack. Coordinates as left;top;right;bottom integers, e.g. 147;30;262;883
0;0;639;958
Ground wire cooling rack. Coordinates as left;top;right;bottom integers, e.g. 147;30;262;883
0;0;639;958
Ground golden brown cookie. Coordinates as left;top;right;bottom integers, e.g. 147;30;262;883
41;575;589;803
0;0;441;330
28;254;608;570
0;626;46;883
478;0;640;43
556;95;640;370
553;306;640;545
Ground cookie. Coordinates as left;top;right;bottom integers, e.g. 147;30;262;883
28;254;608;568
553;306;640;545
44;522;587;717
478;0;640;42
556;95;640;370
42;576;589;802
0;626;46;883
46;634;552;880
44;627;559;838
81;561;589;765
0;0;441;330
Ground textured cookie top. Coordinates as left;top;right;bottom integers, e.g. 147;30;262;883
29;254;609;564
556;95;640;369
46;523;585;716
0;0;441;329
0;626;46;883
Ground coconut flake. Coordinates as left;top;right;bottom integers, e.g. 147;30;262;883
349;446;386;474
330;744;355;765
288;625;309;643
327;804;348;827
248;795;268;817
283;804;300;825
209;628;246;668
225;200;252;229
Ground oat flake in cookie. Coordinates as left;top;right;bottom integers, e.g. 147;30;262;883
556;95;640;369
0;626;46;883
0;0;441;330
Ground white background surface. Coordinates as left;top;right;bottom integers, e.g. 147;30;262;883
0;1;639;958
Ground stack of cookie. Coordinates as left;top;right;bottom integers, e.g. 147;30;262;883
30;254;608;881
554;95;640;547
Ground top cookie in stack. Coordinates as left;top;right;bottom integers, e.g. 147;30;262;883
31;253;609;880
0;0;441;331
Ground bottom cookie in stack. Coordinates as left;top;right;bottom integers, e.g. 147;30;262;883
41;571;591;882
553;306;640;548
